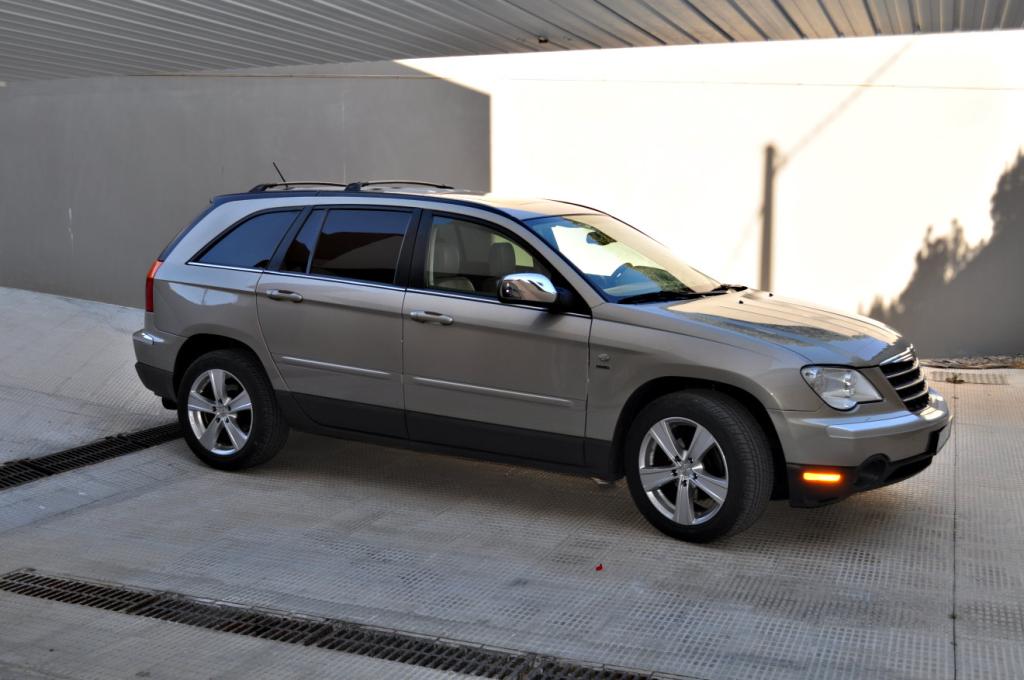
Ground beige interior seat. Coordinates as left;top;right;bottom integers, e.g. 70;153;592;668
485;241;517;293
430;229;475;292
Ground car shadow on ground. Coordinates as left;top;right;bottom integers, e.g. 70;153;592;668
161;428;947;555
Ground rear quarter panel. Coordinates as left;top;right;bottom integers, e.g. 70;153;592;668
152;198;322;391
152;261;286;390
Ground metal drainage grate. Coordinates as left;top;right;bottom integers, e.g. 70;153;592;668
0;422;181;490
315;626;530;676
0;571;157;612
0;461;47;490
0;570;679;680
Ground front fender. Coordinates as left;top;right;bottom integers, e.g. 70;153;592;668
586;320;816;441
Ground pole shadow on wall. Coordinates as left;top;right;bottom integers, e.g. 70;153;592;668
865;152;1024;358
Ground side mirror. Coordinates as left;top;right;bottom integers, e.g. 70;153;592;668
498;273;558;306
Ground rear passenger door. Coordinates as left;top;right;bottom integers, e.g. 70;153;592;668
256;206;415;438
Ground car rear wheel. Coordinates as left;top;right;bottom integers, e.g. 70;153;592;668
625;390;772;542
177;349;288;470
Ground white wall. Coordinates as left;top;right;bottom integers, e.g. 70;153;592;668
406;31;1024;346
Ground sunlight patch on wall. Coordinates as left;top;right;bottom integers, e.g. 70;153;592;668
404;31;1024;319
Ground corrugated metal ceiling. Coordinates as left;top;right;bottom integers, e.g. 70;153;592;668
1;0;1022;82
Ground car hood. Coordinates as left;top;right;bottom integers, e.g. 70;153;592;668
613;291;907;366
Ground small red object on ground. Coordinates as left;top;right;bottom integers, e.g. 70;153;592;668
595;564;603;571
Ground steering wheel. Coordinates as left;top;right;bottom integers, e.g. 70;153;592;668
610;262;633;282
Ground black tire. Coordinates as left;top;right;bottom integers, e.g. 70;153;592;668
624;390;772;542
177;349;289;471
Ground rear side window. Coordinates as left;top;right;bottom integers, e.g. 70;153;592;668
197;210;299;269
309;209;411;284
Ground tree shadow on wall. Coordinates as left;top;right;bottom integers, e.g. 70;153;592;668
866;152;1024;357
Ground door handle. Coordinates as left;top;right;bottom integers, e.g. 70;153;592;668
409;310;454;325
266;289;303;303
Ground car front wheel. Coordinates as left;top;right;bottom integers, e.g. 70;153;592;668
624;390;772;542
177;349;289;470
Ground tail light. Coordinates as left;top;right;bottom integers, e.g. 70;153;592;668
145;259;163;313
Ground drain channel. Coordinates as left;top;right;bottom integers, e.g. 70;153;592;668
0;423;181;490
0;569;677;679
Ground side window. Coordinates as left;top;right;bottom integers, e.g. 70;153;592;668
309;209;411;284
197;210;299;269
421;215;551;298
280;209;325;273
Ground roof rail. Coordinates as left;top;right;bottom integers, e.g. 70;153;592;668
344;180;454;191
248;180;455;194
248;181;351;193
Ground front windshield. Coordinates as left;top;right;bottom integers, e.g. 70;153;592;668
524;213;719;302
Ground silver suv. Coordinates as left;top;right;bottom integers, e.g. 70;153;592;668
134;181;951;542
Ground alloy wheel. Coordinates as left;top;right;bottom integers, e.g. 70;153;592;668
186;369;253;455
638;417;729;525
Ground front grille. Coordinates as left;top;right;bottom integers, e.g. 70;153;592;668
880;349;930;412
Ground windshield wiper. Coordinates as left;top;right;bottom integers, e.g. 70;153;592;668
709;283;748;292
616;290;706;305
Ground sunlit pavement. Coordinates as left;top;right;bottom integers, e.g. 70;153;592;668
0;288;1021;680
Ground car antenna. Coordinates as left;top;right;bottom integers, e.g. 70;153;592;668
272;161;287;183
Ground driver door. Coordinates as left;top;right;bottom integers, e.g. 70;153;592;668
402;212;591;466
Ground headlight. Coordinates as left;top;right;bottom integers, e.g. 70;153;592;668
800;366;881;411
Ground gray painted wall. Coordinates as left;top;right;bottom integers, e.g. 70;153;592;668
0;61;489;307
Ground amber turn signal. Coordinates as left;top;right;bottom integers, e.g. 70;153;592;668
801;470;843;484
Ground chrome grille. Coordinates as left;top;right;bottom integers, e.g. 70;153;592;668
880;349;930;412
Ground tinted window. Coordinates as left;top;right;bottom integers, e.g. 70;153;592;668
198;210;299;269
310;209;410;284
422;215;551;298
280;209;324;273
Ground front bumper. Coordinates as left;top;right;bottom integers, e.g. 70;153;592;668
771;388;952;507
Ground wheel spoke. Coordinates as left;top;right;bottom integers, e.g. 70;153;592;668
222;417;248;450
674;479;696;524
199;418;223;449
209;369;228;403
638;416;728;526
639;465;677;492
187;391;216;414
693;471;728;505
227;389;251;414
649;420;683;460
687;425;716;463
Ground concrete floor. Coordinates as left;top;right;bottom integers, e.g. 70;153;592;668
0;287;167;462
1;289;1022;679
